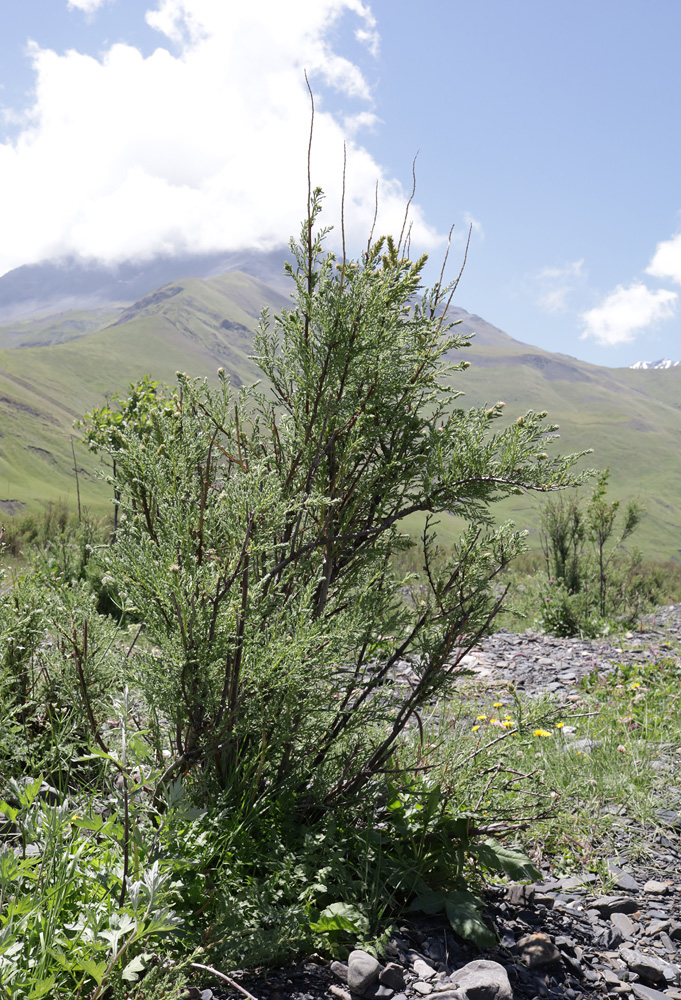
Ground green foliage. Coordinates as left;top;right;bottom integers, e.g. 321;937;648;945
0;192;595;990
0;775;181;998
536;470;647;635
79;190;586;814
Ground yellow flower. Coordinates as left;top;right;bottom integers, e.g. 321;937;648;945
629;681;642;690
476;714;488;721
489;717;500;725
533;729;552;738
555;721;565;729
501;720;514;728
493;702;503;708
471;725;480;732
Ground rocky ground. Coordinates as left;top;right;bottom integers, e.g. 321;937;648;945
191;607;681;1000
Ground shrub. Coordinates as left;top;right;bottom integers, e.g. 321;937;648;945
80;189;587;814
537;470;646;635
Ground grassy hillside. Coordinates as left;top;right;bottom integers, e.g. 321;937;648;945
440;313;681;560
0;277;679;561
0;272;285;513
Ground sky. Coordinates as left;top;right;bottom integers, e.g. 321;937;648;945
0;0;680;368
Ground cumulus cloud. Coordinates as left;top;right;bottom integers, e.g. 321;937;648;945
535;259;585;313
0;0;441;276
580;282;677;346
646;230;681;286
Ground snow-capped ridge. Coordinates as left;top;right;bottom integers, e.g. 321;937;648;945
630;358;680;370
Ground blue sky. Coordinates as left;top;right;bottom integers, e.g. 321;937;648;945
0;0;679;367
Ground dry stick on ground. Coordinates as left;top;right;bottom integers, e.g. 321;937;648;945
190;964;260;1000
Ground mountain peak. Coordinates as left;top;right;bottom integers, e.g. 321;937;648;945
630;358;680;370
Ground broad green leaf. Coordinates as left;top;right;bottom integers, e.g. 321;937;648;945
68;814;104;832
81;958;108;986
122;952;149;982
27;975;57;999
310;902;368;936
0;800;19;822
20;776;44;809
408;886;448;916
444;892;496;948
470;839;541;881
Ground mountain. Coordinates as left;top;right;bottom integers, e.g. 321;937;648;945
0;262;680;561
0;248;290;323
630;358;680;370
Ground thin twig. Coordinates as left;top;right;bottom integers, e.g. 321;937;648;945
398;152;418;255
366;179;379;254
190;963;260;1000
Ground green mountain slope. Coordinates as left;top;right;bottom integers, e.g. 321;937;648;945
442;317;681;560
0;276;679;561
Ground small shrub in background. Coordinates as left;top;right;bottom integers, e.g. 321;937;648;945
535;470;650;636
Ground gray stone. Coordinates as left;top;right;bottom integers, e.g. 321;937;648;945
599;925;625;949
330;987;352;1000
631;986;676;1000
611;870;640;892
413;960;437;980
592;896;640;917
643;880;669;896
557;876;587;890
507;883;535;907
378;964;405;991
447;960;513;1000
659;932;676;955
657;809;681;831
611;912;638;938
363;985;394;999
347;950;380;995
647;919;671;937
413;982;434;996
620;948;671;985
571;738;603;753
331;961;349;983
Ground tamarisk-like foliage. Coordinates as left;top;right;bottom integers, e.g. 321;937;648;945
82;190;589;811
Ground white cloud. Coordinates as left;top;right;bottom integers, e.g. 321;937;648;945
580;282;677;346
646;230;681;286
67;0;110;12
535;258;585;313
463;212;484;240
0;0;441;276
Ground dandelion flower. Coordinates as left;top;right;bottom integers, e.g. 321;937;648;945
472;725;480;732
493;702;503;708
533;728;552;738
501;720;514;728
489;718;500;725
476;714;488;721
555;721;565;729
629;681;642;690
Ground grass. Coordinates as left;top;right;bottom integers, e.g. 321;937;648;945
424;651;681;876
